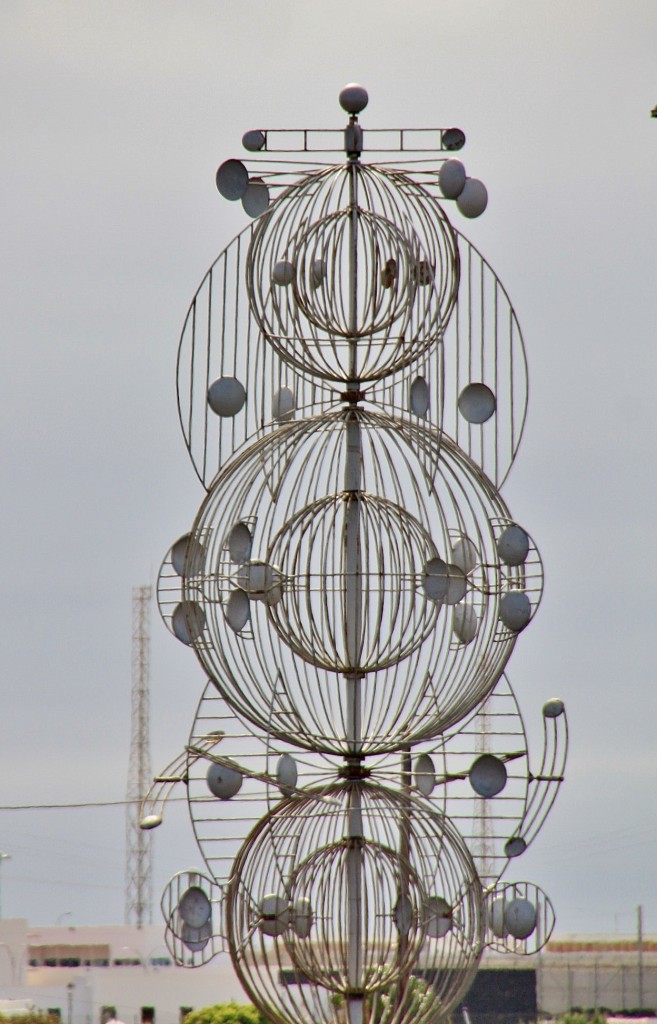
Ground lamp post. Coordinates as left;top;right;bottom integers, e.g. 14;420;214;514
66;982;74;1024
0;853;11;919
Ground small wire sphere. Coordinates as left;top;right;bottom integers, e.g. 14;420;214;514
226;781;485;1024
246;164;460;384
485;880;555;955
179;409;540;754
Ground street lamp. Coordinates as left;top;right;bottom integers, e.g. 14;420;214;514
0;853;11;919
66;982;74;1024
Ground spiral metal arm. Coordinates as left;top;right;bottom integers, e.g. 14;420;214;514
149;84;569;1024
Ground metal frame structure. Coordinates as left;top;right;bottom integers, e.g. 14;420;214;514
144;84;569;1024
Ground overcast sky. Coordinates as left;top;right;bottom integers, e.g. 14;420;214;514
1;1;657;939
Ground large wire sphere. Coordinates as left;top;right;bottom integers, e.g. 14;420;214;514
226;781;484;1024
178;409;541;753
246;164;460;383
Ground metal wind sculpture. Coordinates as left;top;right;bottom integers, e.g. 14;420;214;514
145;84;568;1024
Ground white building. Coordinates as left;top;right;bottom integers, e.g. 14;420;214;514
2;920;657;1023
0;920;245;1024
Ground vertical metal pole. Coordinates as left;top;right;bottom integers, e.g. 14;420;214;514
638;904;644;1008
394;749;412;1016
344;124;363;1024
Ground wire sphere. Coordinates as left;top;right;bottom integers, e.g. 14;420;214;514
267;491;440;673
246;164;459;383
226;781;484;1024
486;880;555;955
177;409;542;753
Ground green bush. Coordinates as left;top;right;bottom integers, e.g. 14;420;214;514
0;1016;61;1024
183;1004;267;1024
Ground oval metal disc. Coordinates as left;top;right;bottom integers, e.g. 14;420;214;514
543;697;565;718
410;376;430;416
451;536;478;574
228;522;253;564
181;920;212;952
505;897;537;939
207;376;246;417
225;588;250;633
293;897;313;939
179;886;212;928
497;524;530;566
272;386;296;421
458;382;496;423
276;753;298;793
504;836;527;858
206;761;243;800
453;602;478;645
172;601;205;645
442;127;466;151
215;159;249;200
414;753;436;796
426;895;452;938
242;178;270;218
468;753;507;797
499;591;531;632
242;130;265;152
422;557;448;602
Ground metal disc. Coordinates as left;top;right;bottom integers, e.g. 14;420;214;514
425;895;453;938
242;130;265;152
225;588;250;633
422;557;448;602
292;897;313;938
505;898;537;939
207;376;246;417
458;383;496;424
172;601;205;645
499;591;531;632
181;920;212;952
171;533;205;577
215;159;249;201
457;178;489;218
272;386;296;421
542;697;565;719
276;753;298;794
453;602;478;645
414;753;436;796
442;127;466;151
497;524;530;566
228;522;253;564
504;836;527;858
179;886;212;928
439;159;466;199
242;178;270;218
468;754;507;798
451;536;478;574
490;898;507;938
206;761;243;800
272;260;295;286
410;376;430;416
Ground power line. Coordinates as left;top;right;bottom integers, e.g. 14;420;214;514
0;798;186;811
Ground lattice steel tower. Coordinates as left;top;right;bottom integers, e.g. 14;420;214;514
125;584;153;927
